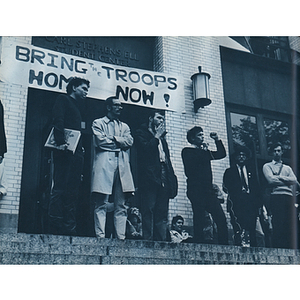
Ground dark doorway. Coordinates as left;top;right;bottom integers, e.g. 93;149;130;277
18;87;153;236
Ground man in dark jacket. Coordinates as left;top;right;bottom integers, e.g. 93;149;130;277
223;146;262;247
48;77;90;236
181;126;227;244
135;110;177;241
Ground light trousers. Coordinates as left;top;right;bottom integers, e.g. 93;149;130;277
93;157;127;239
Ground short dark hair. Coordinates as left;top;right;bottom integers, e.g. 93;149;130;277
171;215;184;227
186;126;203;144
105;96;118;111
66;77;90;95
272;142;283;151
148;109;165;120
233;145;251;159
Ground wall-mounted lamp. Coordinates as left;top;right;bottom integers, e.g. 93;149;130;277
191;66;211;112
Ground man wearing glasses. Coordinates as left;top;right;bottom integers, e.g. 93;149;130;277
91;96;135;240
223;146;261;247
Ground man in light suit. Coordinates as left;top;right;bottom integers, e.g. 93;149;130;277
223;146;262;247
91;96;135;240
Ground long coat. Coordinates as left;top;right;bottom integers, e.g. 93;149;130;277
91;116;135;195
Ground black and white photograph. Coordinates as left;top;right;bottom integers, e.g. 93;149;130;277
1;35;299;263
0;4;299;299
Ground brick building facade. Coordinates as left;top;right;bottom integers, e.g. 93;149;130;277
154;36;233;224
0;37;32;232
0;36;299;246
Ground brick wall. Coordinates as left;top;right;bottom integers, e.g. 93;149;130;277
154;36;230;227
0;36;31;232
0;36;297;235
288;36;300;65
289;36;300;52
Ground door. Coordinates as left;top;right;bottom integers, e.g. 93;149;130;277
18;87;152;236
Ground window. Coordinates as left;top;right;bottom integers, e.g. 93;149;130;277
228;109;292;161
263;118;291;158
249;36;291;63
230;112;260;154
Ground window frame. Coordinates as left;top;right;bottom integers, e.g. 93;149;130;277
226;105;293;162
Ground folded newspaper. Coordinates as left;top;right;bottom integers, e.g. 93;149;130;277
44;127;81;154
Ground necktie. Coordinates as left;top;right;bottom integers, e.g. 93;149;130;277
240;166;248;192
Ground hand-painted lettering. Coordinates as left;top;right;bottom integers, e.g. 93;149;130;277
167;78;177;90
31;49;45;64
16;46;30;62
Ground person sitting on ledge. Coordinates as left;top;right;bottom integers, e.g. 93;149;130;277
126;207;143;240
170;215;193;243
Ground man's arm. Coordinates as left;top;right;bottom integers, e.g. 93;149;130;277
262;164;285;186
222;168;232;194
278;166;297;186
135;128;159;151
92;119;118;151
114;123;133;150
210;140;226;160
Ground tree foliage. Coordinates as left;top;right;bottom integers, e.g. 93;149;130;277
263;119;290;155
232;116;259;154
231;115;291;158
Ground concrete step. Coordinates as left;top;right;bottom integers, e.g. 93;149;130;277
0;233;299;265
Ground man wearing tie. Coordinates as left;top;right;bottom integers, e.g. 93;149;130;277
223;146;261;247
91;96;135;240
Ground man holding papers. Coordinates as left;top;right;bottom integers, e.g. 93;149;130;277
48;77;90;236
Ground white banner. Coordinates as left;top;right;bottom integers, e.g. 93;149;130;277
0;39;185;112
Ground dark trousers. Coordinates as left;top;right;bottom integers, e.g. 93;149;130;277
188;188;228;245
270;194;297;249
231;193;257;247
141;183;169;241
48;149;84;236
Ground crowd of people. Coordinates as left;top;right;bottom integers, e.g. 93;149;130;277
47;77;299;249
2;76;299;249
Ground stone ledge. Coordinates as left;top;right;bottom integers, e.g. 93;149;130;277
0;213;18;234
0;233;299;265
0;252;101;265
